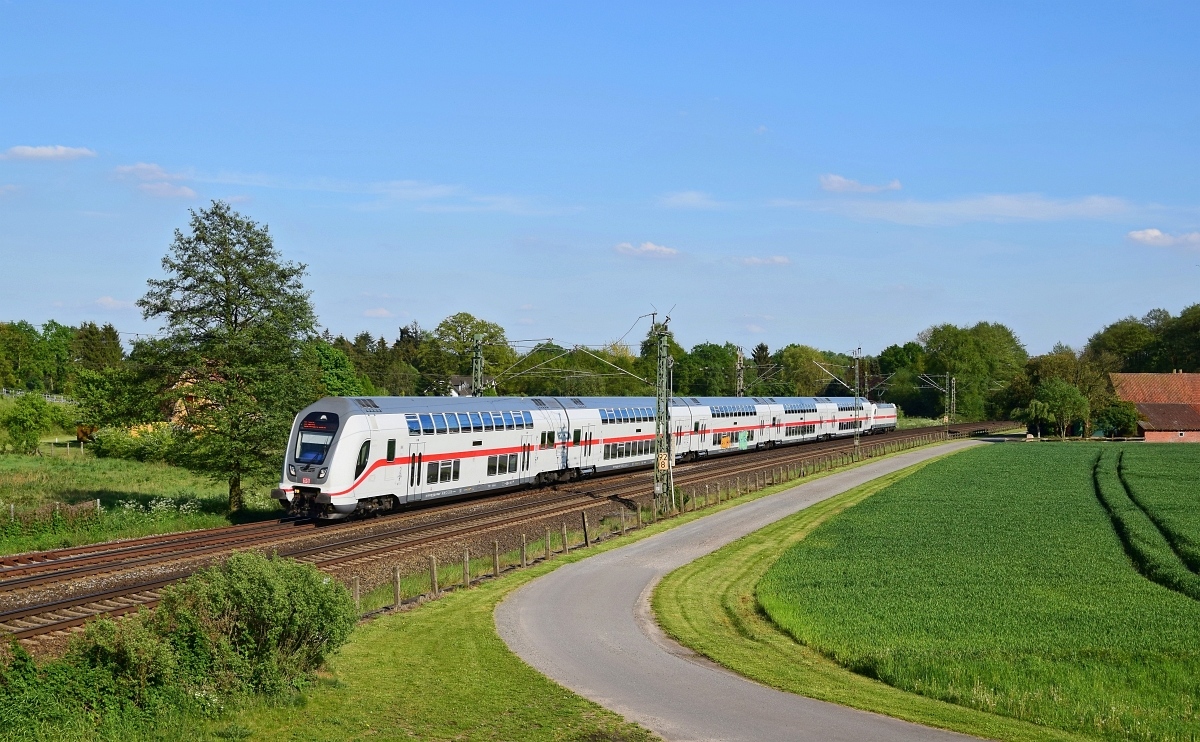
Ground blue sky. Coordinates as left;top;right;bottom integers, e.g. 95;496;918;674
2;2;1198;356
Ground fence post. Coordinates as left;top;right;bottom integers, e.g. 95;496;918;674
8;503;13;522
463;548;470;588
546;528;552;560
429;555;439;596
562;522;570;554
621;507;627;535
493;540;500;578
95;498;101;515
393;565;402;608
582;511;591;547
636;505;643;528
352;576;361;614
521;534;528;567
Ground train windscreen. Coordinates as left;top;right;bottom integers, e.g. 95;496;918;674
296;412;340;465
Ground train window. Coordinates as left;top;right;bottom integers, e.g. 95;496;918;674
470;412;483;432
502;412;515;430
433;414;447;434
508;453;518;472
406;414;420;437
439;461;453;483
603;444;611;459
481;412;494;431
573;429;581;446
497;455;508;475
426;461;439;484
452;460;461;480
419;414;434;436
446;414;459;434
487;456;497;476
354;440;371;479
523;411;534;427
643;407;652;421
458;413;471;431
386;439;396;462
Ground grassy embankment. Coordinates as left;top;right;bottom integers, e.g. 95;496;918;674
0;454;278;555
695;443;1199;741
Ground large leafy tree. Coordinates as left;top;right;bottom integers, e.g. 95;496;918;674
1035;378;1089;439
137;201;318;512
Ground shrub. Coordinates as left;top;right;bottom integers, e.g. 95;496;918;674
0;395;53;454
92;422;179;463
0;553;356;734
154;551;357;694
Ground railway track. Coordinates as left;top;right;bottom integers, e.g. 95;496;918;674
0;422;1014;642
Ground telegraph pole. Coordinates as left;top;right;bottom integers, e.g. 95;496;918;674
735;348;745;397
950;376;957;425
653;316;675;514
471;334;485;397
853;347;861;458
945;372;951;433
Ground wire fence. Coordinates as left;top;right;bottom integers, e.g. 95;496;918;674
0;389;74;404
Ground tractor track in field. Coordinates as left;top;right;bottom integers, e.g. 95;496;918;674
1;423;1013;646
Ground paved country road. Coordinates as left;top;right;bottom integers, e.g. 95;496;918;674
496;441;985;742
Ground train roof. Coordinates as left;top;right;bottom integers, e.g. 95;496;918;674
301;395;875;417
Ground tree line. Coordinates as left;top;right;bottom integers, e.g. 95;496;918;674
2;202;1195;509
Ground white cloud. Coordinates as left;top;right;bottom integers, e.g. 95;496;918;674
95;296;134;310
614;241;680;258
0;185;16;196
745;324;766;334
777;193;1132;226
755;125;769;134
740;255;790;266
138;182;197;198
363;307;394;318
658;191;723;210
3;145;96;161
115;162;187;181
116;162;196;198
819;174;902;193
1127;228;1200;248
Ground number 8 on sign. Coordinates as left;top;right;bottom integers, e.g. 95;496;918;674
657;453;669;471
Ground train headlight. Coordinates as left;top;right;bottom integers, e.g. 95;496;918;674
288;465;297;477
318;468;327;479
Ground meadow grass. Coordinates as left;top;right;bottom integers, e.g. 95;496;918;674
1120;444;1200;571
653;448;1079;742
0;454;278;555
755;443;1200;741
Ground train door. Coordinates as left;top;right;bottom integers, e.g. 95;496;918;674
520;433;534;484
582;424;596;469
406;442;425;502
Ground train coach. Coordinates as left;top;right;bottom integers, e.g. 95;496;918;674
272;395;897;519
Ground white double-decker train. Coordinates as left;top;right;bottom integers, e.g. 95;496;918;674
272;395;897;518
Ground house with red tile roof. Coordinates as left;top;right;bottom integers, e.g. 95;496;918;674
1111;372;1200;442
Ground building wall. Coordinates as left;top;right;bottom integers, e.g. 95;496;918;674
1144;430;1200;443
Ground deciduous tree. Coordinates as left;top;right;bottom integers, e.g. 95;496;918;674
137;201;318;512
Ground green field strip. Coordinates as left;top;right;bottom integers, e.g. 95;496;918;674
1118;446;1200;573
654;449;1081;742
714;444;1200;741
1091;448;1200;601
